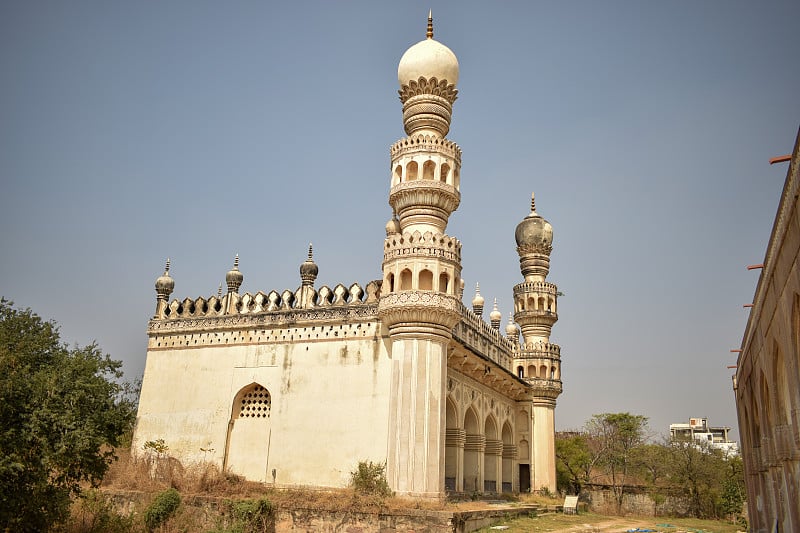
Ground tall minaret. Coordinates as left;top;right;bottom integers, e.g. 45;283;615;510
378;12;463;497
512;193;562;493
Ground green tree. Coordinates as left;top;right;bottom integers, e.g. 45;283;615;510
0;299;136;531
555;432;595;494
586;412;648;512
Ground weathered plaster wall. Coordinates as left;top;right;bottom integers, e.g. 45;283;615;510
134;319;392;488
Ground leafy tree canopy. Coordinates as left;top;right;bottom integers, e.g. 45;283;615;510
0;299;136;531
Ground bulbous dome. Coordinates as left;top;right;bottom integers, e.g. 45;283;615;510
398;39;459;88
385;216;401;236
226;255;243;292
471;283;485;308
397;14;459;88
515;193;553;252
489;299;502;322
155;259;174;296
300;244;318;282
505;313;518;338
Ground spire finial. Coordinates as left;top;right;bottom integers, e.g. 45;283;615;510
233;253;239;270
308;243;313;260
530;192;536;213
426;10;433;39
164;258;171;275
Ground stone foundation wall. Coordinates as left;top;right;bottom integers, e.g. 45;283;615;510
584;488;691;517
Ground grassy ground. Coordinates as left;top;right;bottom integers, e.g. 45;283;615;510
476;511;746;533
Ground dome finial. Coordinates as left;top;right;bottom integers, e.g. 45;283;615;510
426;10;433;39
233;253;239;270
490;298;502;329
226;254;243;294
164;258;171;275
471;282;485;316
300;243;319;285
530;192;536;214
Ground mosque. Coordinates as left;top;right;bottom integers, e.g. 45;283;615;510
133;15;564;498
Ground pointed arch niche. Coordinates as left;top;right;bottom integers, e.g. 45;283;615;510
224;383;272;482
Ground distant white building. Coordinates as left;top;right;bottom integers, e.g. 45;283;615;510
669;417;739;456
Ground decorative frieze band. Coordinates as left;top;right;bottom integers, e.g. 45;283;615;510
464;434;486;452
446;428;466;447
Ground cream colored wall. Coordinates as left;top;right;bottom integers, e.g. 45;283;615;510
134;320;393;488
531;403;556;493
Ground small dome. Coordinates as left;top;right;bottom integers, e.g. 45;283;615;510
226;254;243;292
398;14;459;88
300;244;318;281
489;299;502;322
471;283;485;308
505;313;518;338
515;192;553;251
155;259;174;296
385;216;401;236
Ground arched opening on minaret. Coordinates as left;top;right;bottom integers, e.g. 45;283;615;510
407;161;418;181
440;163;450;183
423;160;435;180
399;269;412;290
527;297;535;311
438;272;450;293
484;416;499;492
501;422;514;493
454;168;460;189
517;366;524;378
223;383;272;482
463;407;481;492
539;365;547;378
386;273;395;293
419;269;433;291
444;397;459;492
394;165;403;185
538;296;545;311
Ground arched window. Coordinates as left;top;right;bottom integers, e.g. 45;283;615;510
439;272;450;293
423;160;435;180
517;366;524;378
527;365;535;377
399;269;412;290
539;365;548;378
394;165;403;184
224;383;272;482
233;384;272;419
440;163;450;183
419;269;433;290
387;273;395;293
407;161;418;180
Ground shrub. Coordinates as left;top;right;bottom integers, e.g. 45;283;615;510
144;488;181;531
231;498;273;532
350;461;392;497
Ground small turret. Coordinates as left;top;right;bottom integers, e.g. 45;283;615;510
226;255;243;294
154;258;174;319
298;244;319;309
489;298;502;329
471;283;485;316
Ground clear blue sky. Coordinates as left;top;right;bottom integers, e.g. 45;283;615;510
2;1;798;440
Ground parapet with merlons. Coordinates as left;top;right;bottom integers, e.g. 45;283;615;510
384;230;461;264
150;280;381;333
390;134;461;162
516;341;561;360
452;301;516;372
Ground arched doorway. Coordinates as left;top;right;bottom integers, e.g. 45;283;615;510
501;422;514;492
484;416;500;492
224;383;272;481
463;407;482;492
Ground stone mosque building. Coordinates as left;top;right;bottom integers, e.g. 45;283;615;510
133;16;564;498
